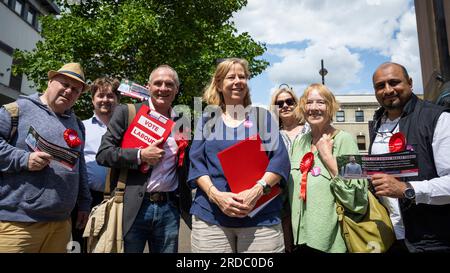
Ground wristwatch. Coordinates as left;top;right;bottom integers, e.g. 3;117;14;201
403;183;416;200
257;179;271;195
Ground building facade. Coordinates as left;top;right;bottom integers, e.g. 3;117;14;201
0;0;59;105
415;0;450;103
333;95;380;154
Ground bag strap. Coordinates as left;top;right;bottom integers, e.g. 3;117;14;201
331;128;345;221
103;104;136;201
3;102;19;143
331;129;340;140
335;200;345;222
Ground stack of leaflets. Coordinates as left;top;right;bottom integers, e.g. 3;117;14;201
25;126;80;171
118;80;150;101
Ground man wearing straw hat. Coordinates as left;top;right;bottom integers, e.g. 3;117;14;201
0;62;92;252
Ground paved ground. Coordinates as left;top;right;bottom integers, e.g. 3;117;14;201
178;217;191;253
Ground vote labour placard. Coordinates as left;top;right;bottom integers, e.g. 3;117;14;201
121;104;174;149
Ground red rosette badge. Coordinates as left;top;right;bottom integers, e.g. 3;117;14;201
299;152;314;201
63;128;82;148
389;132;406;153
175;130;190;167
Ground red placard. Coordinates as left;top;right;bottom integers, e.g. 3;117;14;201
217;134;281;217
121;104;174;149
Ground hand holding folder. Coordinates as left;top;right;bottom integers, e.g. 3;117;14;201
121;104;174;172
217;134;281;217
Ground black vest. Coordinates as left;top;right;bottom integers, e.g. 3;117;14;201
370;94;450;252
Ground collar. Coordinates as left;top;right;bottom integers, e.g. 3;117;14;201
402;93;418;116
91;114;106;126
146;100;177;119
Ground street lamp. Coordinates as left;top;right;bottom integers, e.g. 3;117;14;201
279;83;291;90
319;59;328;85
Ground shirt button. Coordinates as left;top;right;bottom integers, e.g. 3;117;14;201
138;192;143;198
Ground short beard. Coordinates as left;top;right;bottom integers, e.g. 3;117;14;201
381;98;403;110
382;104;401;110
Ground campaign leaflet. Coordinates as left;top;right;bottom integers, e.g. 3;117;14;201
337;151;418;179
121;104;174;150
118;80;150;101
25;126;80;171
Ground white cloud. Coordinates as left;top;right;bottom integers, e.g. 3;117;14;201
389;7;423;92
233;0;422;98
267;44;363;92
234;0;410;51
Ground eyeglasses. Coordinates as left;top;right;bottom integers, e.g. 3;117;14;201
275;98;296;108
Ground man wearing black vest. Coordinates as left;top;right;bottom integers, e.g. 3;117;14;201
369;62;450;253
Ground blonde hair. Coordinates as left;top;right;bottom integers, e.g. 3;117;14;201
269;87;305;128
298;83;339;121
203;58;251;109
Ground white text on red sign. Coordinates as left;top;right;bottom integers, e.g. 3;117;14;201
137;115;165;137
131;126;157;146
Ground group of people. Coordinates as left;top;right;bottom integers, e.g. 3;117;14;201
0;59;449;253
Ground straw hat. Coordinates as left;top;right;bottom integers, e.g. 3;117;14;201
48;62;89;92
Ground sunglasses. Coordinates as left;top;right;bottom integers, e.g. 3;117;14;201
275;98;296;108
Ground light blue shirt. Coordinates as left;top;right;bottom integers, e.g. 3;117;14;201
83;114;108;192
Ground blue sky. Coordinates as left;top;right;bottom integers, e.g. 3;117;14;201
232;0;421;106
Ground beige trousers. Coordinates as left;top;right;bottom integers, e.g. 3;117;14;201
191;216;284;253
0;219;71;253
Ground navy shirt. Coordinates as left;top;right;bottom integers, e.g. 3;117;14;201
188;107;290;227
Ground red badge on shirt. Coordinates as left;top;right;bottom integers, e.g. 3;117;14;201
389;132;406;153
175;130;190;167
63;128;82;148
299;152;314;201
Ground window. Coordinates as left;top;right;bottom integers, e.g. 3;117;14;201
336;110;345;122
5;1;43;31
14;0;23;15
36;16;42;31
355;110;364;122
27;8;35;25
357;135;366;151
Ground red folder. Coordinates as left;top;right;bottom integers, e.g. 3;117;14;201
217;134;281;217
121;104;174;149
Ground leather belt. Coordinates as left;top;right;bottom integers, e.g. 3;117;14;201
144;192;173;203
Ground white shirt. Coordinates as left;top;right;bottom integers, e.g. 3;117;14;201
371;116;405;239
146;132;179;192
371;112;450;239
83;114;108;192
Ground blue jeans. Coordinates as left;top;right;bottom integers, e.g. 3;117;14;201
124;198;180;253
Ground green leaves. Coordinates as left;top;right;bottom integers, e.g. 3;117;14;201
14;0;267;119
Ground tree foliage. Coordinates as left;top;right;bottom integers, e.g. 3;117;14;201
14;0;268;119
